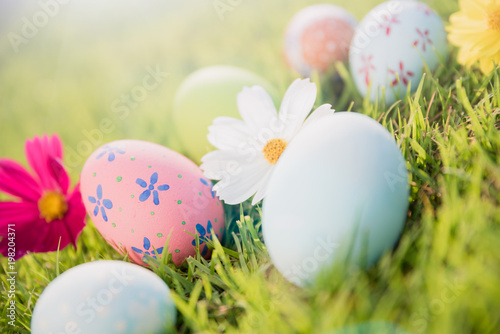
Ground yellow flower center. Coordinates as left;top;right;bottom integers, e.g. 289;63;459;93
38;191;68;222
487;8;500;30
262;139;287;164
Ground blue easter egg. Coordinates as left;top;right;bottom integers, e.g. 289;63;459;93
31;261;176;334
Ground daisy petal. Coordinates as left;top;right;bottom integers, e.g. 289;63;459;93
237;86;278;132
278;78;317;140
479;54;500;74
302;104;335;129
207;117;253;151
211;157;269;205
201;150;246;181
458;0;484;20
0;159;42;202
251;169;274;206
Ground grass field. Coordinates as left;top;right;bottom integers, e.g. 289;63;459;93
1;0;500;333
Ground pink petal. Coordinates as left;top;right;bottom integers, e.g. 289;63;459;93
0;159;42;202
37;185;86;251
50;134;63;160
0;218;51;259
32;218;71;253
47;157;70;195
0;183;86;259
0;201;40;226
64;184;87;247
25;135;59;191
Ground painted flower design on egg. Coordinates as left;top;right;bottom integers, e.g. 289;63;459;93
192;221;218;256
379;14;400;36
200;178;215;198
136;172;170;205
96;145;125;162
88;185;113;222
359;54;375;86
388;61;414;87
413;28;433;52
131;237;164;261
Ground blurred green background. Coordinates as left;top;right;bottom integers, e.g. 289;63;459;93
0;0;457;176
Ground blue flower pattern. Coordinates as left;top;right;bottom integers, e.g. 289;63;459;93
88;185;113;222
136;172;169;205
96;145;125;162
200;178;216;198
192;221;218;256
131;237;163;261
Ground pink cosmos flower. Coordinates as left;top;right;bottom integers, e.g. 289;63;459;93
0;134;86;259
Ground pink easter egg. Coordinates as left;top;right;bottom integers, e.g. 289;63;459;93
284;4;357;77
80;140;225;266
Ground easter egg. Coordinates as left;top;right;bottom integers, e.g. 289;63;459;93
349;0;448;104
284;4;357;77
262;112;409;287
31;261;176;334
170;65;279;164
80;140;225;266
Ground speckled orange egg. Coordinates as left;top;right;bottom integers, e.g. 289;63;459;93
284;4;357;77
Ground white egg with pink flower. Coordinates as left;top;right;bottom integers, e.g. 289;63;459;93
349;0;448;104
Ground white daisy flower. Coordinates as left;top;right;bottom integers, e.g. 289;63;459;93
201;78;335;205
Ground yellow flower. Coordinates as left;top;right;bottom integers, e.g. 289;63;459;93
447;0;500;74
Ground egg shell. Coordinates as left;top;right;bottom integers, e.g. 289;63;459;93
170;65;279;164
349;0;448;104
262;112;409;287
31;261;176;334
80;140;225;266
284;4;357;77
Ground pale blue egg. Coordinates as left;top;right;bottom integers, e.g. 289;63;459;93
262;112;409;287
31;261;176;334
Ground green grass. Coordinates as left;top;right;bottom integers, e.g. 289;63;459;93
1;0;500;333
